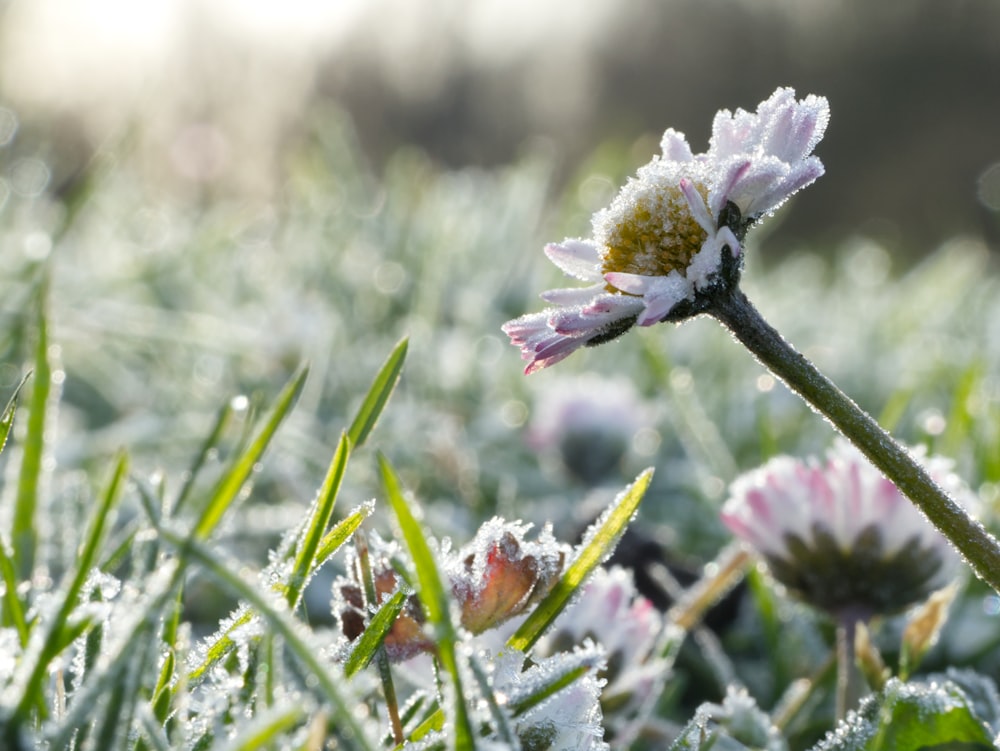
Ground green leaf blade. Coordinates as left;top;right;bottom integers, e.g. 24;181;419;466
160;528;376;751
378;453;474;751
13;284;52;580
193;365;308;541
348;337;407;448
286;431;351;608
344;589;408;678
507;467;653;654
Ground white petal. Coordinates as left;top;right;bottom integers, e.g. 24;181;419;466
544;240;603;281
541;283;605;305
659;128;694;163
635;275;691;325
679;178;716;235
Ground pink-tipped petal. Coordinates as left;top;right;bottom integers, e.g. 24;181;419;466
540;284;605;305
543;239;603;281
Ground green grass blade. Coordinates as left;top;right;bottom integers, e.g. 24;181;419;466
136;703;173;751
12;452;130;723
314;504;374;564
347;338;407;448
379;453;474;751
344;589;407;678
508;661;597;718
187;607;255;684
174;398;237;517
286;431;351;608
0;537;29;645
192;365;308;540
160;528;376;751
468;655;517;748
0;372;30;458
507;468;654;654
187;503;372;683
13;283;53;580
217;705;307;751
47;566;177;751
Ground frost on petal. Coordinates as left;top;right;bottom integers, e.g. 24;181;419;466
544;240;604;281
449;517;567;634
503;295;641;374
659;128;694;163
636;275;692;326
762;93;831;164
551;299;638;335
541;283;605;305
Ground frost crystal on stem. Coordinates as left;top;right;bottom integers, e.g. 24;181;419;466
503;86;828;373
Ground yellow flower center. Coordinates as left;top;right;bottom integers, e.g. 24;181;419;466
599;182;709;280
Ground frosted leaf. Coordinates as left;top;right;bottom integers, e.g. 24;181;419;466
486;643;610;751
671;687;786;751
928;669;1000;735
814;677;996;750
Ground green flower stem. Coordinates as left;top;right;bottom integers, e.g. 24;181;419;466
835;618;862;722
709;287;1000;595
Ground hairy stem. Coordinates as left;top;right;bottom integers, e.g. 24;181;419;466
709;288;1000;594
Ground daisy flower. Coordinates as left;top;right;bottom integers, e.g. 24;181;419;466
720;439;973;619
503;86;829;374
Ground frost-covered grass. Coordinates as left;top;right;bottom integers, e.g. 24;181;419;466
2;110;1000;749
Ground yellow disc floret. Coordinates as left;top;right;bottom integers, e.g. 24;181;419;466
599;181;709;280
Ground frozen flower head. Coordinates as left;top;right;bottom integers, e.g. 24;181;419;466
721;440;973;620
527;375;648;484
503;87;829;373
449;518;566;634
335;521;565;662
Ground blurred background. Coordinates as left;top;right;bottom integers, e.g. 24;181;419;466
4;1;1000;723
3;0;1000;256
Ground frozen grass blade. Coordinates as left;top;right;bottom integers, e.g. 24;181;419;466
508;661;596;718
379;453;475;751
314;504;373;563
0;372;29;457
160;528;376;751
507;468;653;653
0;538;28;644
47;564;178;751
353;529;405;743
216;705;307;751
0;373;32;639
286;430;351;608
174;397;238;517
192;365;308;540
468;655;518;748
348;337;408;448
13;281;52;580
344;589;408;678
187;503;371;682
136;703;173;751
10;451;129;726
